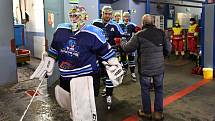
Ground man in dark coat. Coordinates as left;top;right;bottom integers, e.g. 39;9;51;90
121;14;172;120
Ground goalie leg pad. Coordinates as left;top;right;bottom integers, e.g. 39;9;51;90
55;85;71;111
70;76;97;121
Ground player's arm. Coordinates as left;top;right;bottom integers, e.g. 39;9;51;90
90;25;124;86
121;32;139;53
30;30;60;80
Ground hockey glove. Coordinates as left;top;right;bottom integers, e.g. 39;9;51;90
30;52;55;80
114;37;121;46
102;57;124;87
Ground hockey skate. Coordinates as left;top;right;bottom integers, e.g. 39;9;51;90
131;73;136;82
106;96;112;110
123;68;128;76
101;88;106;97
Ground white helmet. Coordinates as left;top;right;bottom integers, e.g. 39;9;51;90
123;12;130;17
114;12;121;17
69;6;88;31
102;5;113;14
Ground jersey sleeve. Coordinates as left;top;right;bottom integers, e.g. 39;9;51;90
91;19;101;27
82;25;116;61
92;27;116;60
48;23;71;60
97;43;115;61
48;31;60;60
130;22;140;33
114;23;124;37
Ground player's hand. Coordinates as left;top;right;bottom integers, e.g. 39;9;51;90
30;52;55;80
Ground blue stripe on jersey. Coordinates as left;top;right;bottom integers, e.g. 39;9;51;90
48;47;58;56
56;23;71;30
60;67;93;75
59;64;93;77
129;61;135;65
101;49;115;60
105;80;114;88
102;49;113;57
61;71;93;78
91;19;102;24
60;66;92;74
80;25;106;44
104;52;115;60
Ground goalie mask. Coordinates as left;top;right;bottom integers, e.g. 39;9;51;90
69;6;88;31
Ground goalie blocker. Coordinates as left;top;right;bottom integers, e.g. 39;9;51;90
30;52;55;81
102;57;124;87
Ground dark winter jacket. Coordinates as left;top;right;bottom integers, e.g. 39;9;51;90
121;24;172;76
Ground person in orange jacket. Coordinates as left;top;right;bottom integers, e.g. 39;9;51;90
187;18;199;60
171;20;185;58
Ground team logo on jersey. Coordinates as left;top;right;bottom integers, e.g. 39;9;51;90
61;38;80;58
110;27;115;31
59;61;74;69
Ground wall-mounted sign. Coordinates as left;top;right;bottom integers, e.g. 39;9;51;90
48;12;54;28
69;0;79;4
169;5;175;19
131;9;136;14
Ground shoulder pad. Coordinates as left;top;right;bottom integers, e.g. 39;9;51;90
56;23;71;30
81;25;106;43
109;20;124;35
118;21;124;25
92;19;102;24
129;22;137;27
108;20;117;25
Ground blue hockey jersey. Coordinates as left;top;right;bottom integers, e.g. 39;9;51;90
119;22;137;40
48;23;115;78
92;19;124;46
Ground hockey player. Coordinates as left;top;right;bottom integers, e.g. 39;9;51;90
30;5;123;121
92;5;124;110
119;12;141;81
171;20;185;58
187;18;199;60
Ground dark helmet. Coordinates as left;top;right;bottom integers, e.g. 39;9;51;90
190;18;196;22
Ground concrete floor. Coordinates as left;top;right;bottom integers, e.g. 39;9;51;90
0;57;215;121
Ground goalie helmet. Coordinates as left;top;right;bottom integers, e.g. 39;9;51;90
69;6;88;31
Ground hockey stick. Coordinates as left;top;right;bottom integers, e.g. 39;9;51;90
19;71;46;121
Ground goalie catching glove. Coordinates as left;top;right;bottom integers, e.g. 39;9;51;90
30;52;55;80
102;57;124;87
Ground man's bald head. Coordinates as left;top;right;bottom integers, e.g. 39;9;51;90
142;14;154;26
